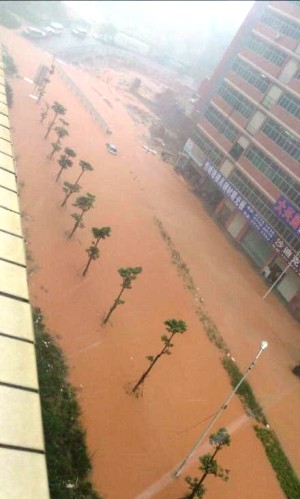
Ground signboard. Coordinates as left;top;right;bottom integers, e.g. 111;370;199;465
272;237;300;275
273;195;300;239
203;160;276;242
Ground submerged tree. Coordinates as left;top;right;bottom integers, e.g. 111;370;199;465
54;126;69;145
69;193;95;239
48;142;61;160
59;118;69;128
82;227;111;277
40;101;50;123
44;101;66;139
61;182;81;207
75;160;94;185
183;428;230;499
103;267;142;325
130;319;187;395
64;147;77;162
56;155;73;182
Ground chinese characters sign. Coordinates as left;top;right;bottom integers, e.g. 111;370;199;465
203;160;276;242
272;237;300;276
273;195;300;239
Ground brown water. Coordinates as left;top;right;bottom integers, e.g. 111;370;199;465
2;26;298;499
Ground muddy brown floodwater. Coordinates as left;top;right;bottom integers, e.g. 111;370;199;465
1;26;299;499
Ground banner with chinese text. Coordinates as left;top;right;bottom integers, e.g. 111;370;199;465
273;195;300;239
204;160;275;242
203;160;300;275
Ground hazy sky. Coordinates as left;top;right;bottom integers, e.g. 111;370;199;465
66;0;255;34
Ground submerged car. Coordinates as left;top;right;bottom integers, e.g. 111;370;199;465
106;143;117;155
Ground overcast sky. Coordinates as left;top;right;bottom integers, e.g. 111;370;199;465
66;0;255;35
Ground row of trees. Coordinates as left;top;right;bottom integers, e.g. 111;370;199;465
38;77;231;498
39;100;107;275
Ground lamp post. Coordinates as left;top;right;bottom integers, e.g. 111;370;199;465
174;341;268;478
263;250;300;300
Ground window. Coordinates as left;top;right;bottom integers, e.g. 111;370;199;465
262;84;282;109
261;119;300;161
261;10;300;41
191;130;225;166
217;82;255;118
229;169;300;251
245;34;287;67
204;105;239;143
278;91;300;119
244;144;300;207
231;58;270;93
230;143;244;160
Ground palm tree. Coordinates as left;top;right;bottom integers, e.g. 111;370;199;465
64;147;77;162
69;193;95;239
61;182;81;207
74;160;94;185
44;101;66;139
54;126;69;145
48;142;62;160
82;227;111;276
56;155;73;182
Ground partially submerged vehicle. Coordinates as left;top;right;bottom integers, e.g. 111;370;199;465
106;143;117;155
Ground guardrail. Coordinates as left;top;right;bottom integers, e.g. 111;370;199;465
55;64;110;133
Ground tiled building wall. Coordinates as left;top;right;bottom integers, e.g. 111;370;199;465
0;52;50;498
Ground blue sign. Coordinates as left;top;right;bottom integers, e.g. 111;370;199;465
203;160;276;243
273;195;300;239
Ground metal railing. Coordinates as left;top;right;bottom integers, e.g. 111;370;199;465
56;64;110;133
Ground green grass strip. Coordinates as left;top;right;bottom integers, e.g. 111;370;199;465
221;356;267;424
34;308;101;499
254;426;300;499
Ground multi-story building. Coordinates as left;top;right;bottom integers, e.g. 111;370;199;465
179;0;300;317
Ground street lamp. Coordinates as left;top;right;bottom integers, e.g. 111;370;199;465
174;341;268;478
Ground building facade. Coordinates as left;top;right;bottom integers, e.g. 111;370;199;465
179;0;300;317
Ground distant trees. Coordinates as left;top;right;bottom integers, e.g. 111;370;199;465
75;160;94;185
183;428;230;499
40;102;50;123
2;48;18;76
64;147;77;162
82;227;111;276
56;155;73;182
61;182;81;208
131;319;187;395
48;142;62;160
44;102;66;139
69;193;95;239
5;81;13;108
37;77;50;104
103;267;142;325
54;126;69;145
